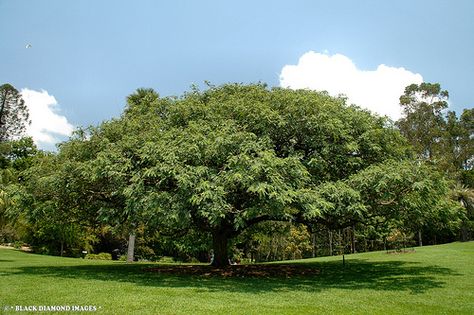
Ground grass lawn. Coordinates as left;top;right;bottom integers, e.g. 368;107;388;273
0;242;473;314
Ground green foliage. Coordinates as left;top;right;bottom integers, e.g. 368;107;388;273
396;82;474;241
18;83;456;265
386;229;414;250
5;82;468;264
114;84;413;265
85;253;112;260
241;222;313;262
398;82;449;159
397;82;473;173
0;138;38;243
130;223;212;263
7;150;102;256
314;181;365;229
134;245;155;261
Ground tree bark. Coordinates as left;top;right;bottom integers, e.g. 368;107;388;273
0;90;8;128
328;230;333;256
211;230;229;267
418;230;423;247
351;226;356;253
460;221;470;242
311;232;316;258
127;232;136;263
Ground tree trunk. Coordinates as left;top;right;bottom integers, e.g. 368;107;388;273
460;221;470;242
418;230;423;247
60;241;64;257
0;90;8;128
265;248;271;262
211;230;229;267
328;230;333;256
127;232;136;263
311;232;316;258
351;226;356;253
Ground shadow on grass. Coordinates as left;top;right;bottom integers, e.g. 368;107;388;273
4;257;460;295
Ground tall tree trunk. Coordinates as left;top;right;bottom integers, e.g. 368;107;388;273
339;230;343;254
311;232;316;258
60;241;64;257
211;230;229;267
351;226;356;253
418;230;423;247
265;248;271;262
328;230;333;256
460;220;470;242
127;232;136;263
0;90;8;128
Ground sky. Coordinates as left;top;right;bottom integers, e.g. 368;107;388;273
1;0;473;150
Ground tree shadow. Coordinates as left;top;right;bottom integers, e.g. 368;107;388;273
309;259;456;294
5;258;459;295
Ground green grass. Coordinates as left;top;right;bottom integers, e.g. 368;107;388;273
1;242;473;314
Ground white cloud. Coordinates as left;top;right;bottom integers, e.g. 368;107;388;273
20;88;74;149
279;51;423;120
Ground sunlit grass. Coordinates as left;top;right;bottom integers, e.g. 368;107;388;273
0;242;473;314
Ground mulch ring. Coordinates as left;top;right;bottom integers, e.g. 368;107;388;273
143;264;320;278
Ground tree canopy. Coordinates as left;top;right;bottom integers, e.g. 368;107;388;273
68;83;442;266
0;84;30;142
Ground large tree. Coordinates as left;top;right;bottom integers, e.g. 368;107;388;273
0;84;30;141
117;84;415;266
40;83;456;266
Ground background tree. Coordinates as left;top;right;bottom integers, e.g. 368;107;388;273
397;82;474;242
451;184;474;241
41;88;163;261
0;84;30;141
442;109;474;175
397;82;448;160
0;138;37;244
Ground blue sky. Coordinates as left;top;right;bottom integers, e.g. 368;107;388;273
1;0;473;149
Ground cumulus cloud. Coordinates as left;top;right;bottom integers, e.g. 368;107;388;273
20;88;74;148
279;51;423;120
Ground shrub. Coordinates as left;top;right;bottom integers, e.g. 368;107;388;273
158;256;176;263
85;252;112;260
135;245;156;261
